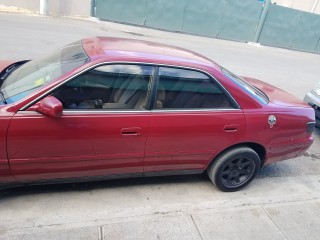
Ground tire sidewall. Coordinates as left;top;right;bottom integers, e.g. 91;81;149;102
209;147;261;192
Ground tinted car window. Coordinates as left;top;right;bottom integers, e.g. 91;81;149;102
53;64;155;110
155;67;233;109
222;68;269;104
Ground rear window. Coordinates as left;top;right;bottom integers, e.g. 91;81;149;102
222;68;269;104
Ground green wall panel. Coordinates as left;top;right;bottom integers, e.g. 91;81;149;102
94;0;320;53
217;0;263;42
259;5;301;48
145;0;187;31
259;4;320;53
96;0;147;25
315;41;320;54
289;12;320;52
182;0;222;37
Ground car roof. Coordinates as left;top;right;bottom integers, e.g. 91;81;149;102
81;37;220;70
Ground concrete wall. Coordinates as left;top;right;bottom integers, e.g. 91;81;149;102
51;0;91;16
0;0;91;16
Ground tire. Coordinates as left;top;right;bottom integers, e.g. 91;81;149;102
207;147;261;192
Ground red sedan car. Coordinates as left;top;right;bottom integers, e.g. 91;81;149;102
0;37;315;191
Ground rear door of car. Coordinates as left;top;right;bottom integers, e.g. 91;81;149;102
144;66;246;174
7;64;155;182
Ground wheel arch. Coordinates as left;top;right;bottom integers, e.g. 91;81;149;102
207;142;266;169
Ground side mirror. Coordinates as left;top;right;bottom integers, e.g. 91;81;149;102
28;96;63;118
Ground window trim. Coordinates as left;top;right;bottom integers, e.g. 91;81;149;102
20;62;241;112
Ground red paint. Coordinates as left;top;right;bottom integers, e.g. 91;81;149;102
7;111;150;181
0;61;14;72
0;37;315;186
144;110;246;172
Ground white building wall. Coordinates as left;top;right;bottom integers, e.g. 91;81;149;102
315;1;320;13
0;0;91;16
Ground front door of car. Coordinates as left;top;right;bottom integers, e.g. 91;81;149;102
7;64;155;181
144;67;246;174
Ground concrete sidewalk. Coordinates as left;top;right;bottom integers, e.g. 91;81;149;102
3;201;320;240
0;12;320;240
2;174;320;240
1;158;320;240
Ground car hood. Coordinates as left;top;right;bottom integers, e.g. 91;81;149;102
243;77;309;108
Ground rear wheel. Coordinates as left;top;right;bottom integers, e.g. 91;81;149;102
207;147;260;192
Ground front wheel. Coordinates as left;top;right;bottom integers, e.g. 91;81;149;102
207;147;261;192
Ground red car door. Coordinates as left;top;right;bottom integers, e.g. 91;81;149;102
144;67;245;173
7;64;154;182
7;112;149;181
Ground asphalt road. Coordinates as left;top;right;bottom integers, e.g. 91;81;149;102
0;12;320;240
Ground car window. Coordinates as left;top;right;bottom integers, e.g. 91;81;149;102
222;68;269;104
52;64;155;110
155;67;233;109
0;42;89;104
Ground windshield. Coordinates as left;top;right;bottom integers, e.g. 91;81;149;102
0;41;89;104
222;68;269;104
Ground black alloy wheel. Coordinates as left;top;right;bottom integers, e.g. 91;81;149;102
207;147;261;192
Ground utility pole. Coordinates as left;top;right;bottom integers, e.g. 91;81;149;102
40;0;49;15
253;0;272;43
91;0;96;17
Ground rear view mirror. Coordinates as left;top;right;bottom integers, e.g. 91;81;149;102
28;96;63;118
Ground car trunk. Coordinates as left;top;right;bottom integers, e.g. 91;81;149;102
243;77;309;108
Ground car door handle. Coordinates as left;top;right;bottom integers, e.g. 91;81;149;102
224;124;239;132
121;127;142;136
